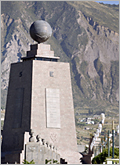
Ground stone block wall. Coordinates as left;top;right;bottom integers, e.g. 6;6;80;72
25;131;60;164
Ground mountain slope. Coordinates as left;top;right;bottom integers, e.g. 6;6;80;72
1;1;119;117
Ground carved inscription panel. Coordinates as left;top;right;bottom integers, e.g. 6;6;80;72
46;88;60;128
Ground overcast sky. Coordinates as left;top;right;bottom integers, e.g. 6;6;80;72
96;1;119;5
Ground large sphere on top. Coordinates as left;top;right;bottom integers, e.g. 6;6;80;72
30;20;52;43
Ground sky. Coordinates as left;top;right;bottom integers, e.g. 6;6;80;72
96;1;119;5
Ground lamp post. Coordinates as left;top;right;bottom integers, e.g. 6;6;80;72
101;137;103;152
107;130;110;157
112;120;115;159
116;125;119;135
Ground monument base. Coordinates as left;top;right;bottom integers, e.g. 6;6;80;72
1;43;81;164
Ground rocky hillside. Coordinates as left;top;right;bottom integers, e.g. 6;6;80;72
1;2;119;117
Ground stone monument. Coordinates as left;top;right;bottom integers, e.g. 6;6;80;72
1;20;80;164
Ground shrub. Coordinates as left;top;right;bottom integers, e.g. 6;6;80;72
92;148;119;164
23;159;35;164
45;159;59;164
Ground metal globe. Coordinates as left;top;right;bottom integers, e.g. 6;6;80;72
30;20;52;43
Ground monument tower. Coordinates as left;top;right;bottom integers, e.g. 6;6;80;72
1;20;80;164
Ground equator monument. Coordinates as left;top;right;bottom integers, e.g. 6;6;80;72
1;20;80;164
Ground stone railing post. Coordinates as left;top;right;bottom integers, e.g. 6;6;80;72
49;144;53;163
45;141;49;161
